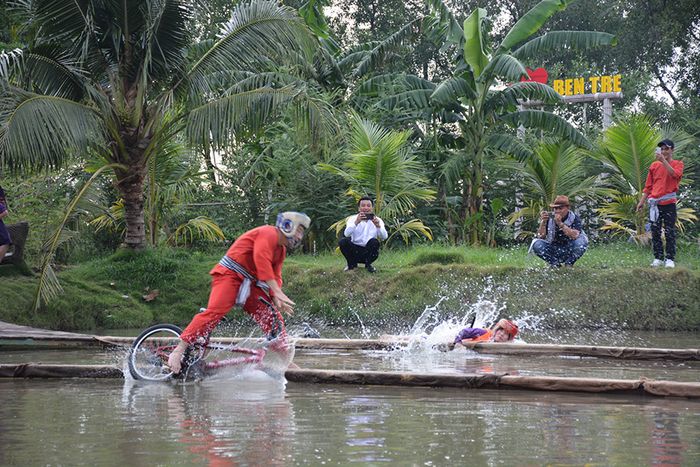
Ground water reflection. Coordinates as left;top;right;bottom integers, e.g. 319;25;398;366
649;409;685;466
122;372;295;466
1;379;699;465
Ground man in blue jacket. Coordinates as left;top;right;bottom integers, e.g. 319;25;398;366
530;195;588;267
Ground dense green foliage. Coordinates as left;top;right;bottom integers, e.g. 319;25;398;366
0;0;698;329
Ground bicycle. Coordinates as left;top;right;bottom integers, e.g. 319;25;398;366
128;297;292;382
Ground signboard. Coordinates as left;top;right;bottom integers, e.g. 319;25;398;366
520;68;622;96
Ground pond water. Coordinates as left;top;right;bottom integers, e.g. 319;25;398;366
1;328;700;465
1;376;699;466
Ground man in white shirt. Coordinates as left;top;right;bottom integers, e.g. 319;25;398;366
339;196;388;273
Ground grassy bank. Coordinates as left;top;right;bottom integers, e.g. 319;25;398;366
1;243;699;332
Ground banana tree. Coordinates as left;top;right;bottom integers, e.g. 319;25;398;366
318;113;436;243
0;0;332;250
363;0;616;244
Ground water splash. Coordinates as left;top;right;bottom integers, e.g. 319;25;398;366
351;309;372;339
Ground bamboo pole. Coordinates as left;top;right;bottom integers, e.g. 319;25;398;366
2;364;698;398
2;333;699;361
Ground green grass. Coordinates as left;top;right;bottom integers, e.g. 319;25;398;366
291;241;700;271
1;242;699;332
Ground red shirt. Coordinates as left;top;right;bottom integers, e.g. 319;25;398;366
643;159;684;205
213;225;285;286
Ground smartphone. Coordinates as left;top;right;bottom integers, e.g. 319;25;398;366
365;213;374;220
655;147;662;155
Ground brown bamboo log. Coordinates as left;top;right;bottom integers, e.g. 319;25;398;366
463;342;700;361
2;320;698;361
0;364;123;378
284;369;700;398
2;363;699;398
81;336;700;361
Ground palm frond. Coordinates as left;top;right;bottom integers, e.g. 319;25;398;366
186;85;300;147
0;48;23;79
289;90;340;148
513;31;617;60
590;114;660;193
20;48;87;100
168;216;225;246
0;91;105;171
514;140;602;207
351;20;418;79
90;199;126;234
30;0;97;46
500;110;590;148
32;164;119;311
186;0;314;93
386;218;433;244
141;0;191;80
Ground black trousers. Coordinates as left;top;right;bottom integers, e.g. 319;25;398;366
651;203;677;260
339;237;380;268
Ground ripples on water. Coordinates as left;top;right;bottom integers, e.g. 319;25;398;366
1;377;699;466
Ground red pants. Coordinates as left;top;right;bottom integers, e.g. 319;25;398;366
180;270;284;343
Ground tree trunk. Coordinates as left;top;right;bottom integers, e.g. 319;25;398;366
116;161;147;250
114;117;150;249
461;149;484;246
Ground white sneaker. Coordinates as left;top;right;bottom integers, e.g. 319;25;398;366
651;259;663;267
664;259;675;268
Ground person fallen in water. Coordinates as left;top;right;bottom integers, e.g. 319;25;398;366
451;319;519;349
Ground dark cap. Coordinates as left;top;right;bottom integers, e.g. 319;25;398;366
657;139;674;149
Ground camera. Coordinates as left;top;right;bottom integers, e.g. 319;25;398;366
365;213;374;220
549;211;556;219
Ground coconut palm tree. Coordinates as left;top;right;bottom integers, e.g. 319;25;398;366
319;113;435;244
89;138;225;247
507;139;602;235
0;0;333;250
591;114;697;241
360;0;616;244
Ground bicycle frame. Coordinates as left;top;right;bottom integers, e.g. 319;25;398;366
192;342;267;371
128;296;290;381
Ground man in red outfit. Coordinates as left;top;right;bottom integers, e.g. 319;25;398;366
168;211;310;374
636;139;684;268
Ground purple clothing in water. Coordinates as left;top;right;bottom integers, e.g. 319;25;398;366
0;202;10;246
454;327;487;343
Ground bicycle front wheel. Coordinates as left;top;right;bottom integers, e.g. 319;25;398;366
128;324;183;381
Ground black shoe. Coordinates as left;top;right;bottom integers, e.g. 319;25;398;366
365;264;376;273
344;264;357;271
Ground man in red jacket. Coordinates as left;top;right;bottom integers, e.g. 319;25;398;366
636;139;684;268
167;211;310;374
